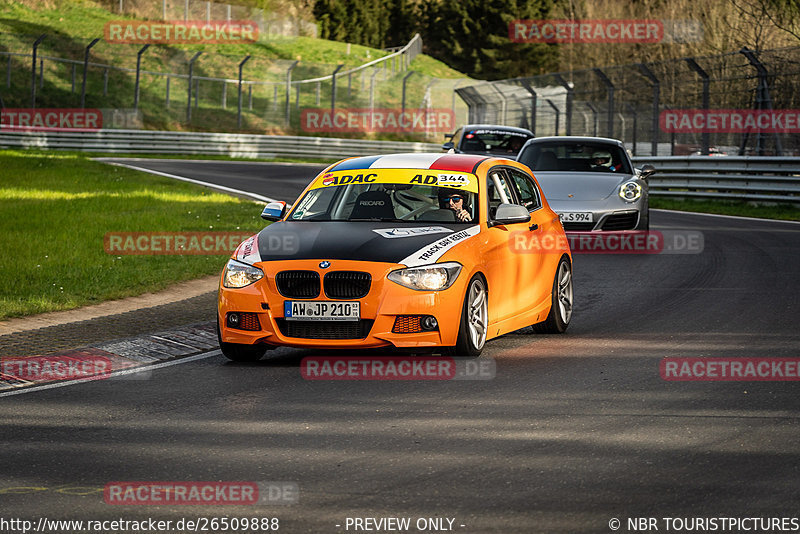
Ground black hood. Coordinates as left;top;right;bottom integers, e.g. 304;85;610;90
256;221;468;263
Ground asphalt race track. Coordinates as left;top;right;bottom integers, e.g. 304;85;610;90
1;159;799;533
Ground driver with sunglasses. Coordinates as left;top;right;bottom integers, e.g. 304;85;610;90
438;189;472;222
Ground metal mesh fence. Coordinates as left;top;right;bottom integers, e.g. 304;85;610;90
456;46;800;156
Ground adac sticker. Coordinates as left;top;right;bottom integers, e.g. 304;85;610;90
311;169;478;193
317;172;378;187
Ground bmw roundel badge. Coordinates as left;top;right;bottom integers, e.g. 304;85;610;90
319;261;331;269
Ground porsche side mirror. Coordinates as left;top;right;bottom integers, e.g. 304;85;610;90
261;201;287;221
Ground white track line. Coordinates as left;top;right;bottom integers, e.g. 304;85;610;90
95;157;326;167
651;208;800;225
0;350;221;398
101;161;279;204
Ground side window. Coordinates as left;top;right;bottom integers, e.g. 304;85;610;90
507;168;542;212
451;128;463;151
486;169;516;219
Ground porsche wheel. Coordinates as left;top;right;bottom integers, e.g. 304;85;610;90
217;319;268;362
533;257;572;334
453;275;488;357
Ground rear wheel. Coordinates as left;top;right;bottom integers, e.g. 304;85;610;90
217;319;268;362
452;275;488;357
532;257;573;334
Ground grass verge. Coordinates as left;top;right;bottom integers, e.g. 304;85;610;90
0;150;266;320
650;197;800;221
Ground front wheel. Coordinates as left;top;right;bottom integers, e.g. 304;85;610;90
217;319;268;362
532;257;573;334
451;275;488;357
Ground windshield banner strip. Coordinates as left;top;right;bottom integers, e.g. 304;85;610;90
310;169;478;193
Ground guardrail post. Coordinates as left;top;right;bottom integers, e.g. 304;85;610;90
186;51;202;122
553;74;573;135
684;58;710;155
80;38;100;109
331;64;344;111
637;63;659;156
134;44;150;112
237;55;250;129
401;71;415;113
285;60;299;127
520;81;538;136
586;102;598;137
625;103;638;155
31;34;46;108
545;99;560;136
593;68;615;138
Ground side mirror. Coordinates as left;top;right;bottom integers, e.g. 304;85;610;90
639;164;656;180
442;141;454;151
492;203;530;226
261;201;287;221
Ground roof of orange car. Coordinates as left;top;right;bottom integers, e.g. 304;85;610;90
328;153;490;174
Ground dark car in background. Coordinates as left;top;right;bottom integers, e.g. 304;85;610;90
443;125;534;157
516;136;654;231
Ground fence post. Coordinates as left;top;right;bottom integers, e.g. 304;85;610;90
80;38;100;109
237;55;250;129
184;0;188;21
285;60;299;127
186;51;202;122
637;63;659;156
134;44;150;112
545;99;560;136
586;102;598;137
520;80;537;136
103;67;109;96
31;34;46;108
553;74;573;135
6;55;11;88
331;64;344;111
401;71;415;113
487;82;507;124
625;103;637;155
222;82;227;109
369;68;379;111
685;58;710;155
593;68;615;138
165;76;170;107
740;47;782;156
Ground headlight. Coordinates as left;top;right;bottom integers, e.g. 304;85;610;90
388;262;463;291
223;259;264;288
619;181;642;202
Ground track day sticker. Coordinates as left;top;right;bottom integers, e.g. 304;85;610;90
399;225;481;267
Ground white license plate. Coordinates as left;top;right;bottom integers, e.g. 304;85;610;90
284;301;360;321
558;212;594;223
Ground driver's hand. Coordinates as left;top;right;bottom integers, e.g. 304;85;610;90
456;209;470;221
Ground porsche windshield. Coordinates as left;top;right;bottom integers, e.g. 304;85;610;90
289;182;477;223
518;141;633;174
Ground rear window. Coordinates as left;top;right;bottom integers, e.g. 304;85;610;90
459;129;532;155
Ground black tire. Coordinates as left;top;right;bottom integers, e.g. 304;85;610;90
450;274;488;357
217;319;268;362
532;256;573;334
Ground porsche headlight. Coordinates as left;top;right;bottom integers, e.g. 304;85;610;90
388;262;463;291
619;181;642;202
223;259;264;288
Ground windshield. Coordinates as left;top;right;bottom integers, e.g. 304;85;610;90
458;128;532;155
518;141;633;174
289;182;477;223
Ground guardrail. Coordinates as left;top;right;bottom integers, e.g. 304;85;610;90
0;128;440;159
632;156;800;204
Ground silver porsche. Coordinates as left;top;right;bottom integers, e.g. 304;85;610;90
516;136;654;231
